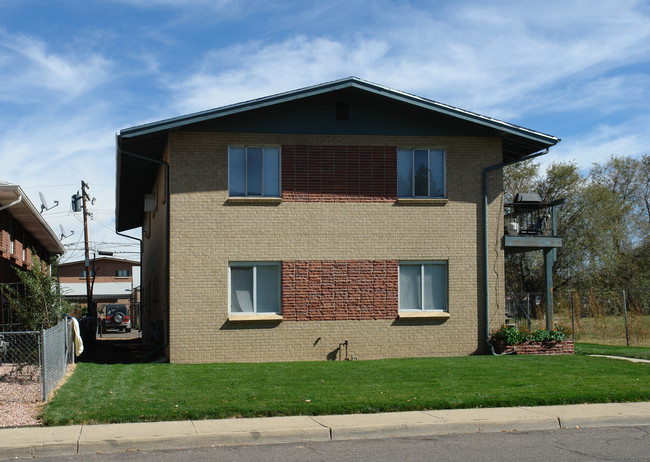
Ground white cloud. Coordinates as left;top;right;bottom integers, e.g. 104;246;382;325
543;116;650;174
0;30;112;103
170;36;390;113
167;0;650;122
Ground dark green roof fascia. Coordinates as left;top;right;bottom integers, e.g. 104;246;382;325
119;77;560;147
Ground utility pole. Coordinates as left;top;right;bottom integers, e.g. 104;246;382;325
81;181;93;319
72;181;94;320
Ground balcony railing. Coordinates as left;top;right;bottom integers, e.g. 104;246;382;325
504;195;564;238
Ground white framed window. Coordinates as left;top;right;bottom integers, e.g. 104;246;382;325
397;148;446;198
229;262;281;315
80;270;95;278
228;146;280;197
116;270;130;277
399;261;448;312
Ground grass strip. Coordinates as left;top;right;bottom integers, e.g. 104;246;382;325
42;355;650;426
575;342;650;360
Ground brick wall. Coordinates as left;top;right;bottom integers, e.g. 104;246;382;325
0;211;52;284
494;340;574;355
164;131;504;363
58;259;136;283
282;260;398;321
282;146;396;202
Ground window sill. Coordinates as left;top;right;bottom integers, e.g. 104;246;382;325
398;311;450;319
228;314;283;322
396;198;448;206
227;197;282;205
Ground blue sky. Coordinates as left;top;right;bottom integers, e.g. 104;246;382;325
1;0;649;262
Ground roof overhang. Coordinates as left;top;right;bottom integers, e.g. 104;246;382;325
0;183;65;255
116;77;560;231
57;256;140;268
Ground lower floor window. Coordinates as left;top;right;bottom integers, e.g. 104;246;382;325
399;261;448;311
230;262;280;314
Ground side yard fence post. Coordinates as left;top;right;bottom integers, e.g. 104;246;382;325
40;328;47;402
622;289;630;347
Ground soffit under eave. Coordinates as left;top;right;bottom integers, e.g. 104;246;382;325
0;187;65;255
115;131;168;232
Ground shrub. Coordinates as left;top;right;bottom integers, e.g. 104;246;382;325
491;325;572;346
0;252;71;330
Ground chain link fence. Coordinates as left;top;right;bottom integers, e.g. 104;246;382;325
507;288;650;347
0;283;25;332
0;319;75;404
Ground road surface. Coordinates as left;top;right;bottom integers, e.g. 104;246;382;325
26;425;650;462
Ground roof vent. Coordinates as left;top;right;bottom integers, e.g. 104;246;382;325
334;101;351;121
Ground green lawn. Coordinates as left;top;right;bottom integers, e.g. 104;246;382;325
42;355;650;426
575;342;650;360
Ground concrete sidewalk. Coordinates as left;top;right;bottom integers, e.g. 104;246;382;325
1;402;649;459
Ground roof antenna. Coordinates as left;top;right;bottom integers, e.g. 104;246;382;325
59;224;74;240
39;191;59;213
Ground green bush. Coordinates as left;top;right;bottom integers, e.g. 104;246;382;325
491;325;572;346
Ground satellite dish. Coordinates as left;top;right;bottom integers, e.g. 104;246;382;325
39;192;59;213
59;224;74;240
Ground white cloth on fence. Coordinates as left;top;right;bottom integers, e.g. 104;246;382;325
71;317;84;357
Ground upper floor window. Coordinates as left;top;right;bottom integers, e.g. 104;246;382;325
116;270;130;277
80;270;95;278
228;146;280;197
397;148;446;198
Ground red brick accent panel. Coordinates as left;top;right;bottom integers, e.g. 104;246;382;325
494;340;574;355
0;230;8;256
281;145;397;202
282;260;399;321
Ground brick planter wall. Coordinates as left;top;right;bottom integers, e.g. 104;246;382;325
493;340;574;355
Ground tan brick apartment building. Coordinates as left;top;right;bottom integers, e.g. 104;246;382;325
0;182;65;330
115;78;559;363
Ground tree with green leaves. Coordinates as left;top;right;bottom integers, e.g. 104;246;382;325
0;252;70;330
504;154;650;293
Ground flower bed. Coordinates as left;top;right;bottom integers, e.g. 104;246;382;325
492;339;574;355
490;325;574;355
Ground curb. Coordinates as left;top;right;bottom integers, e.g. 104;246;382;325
1;402;649;458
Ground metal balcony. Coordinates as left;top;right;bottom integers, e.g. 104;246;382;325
504;193;564;252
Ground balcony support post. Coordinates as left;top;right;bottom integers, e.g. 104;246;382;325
544;247;554;330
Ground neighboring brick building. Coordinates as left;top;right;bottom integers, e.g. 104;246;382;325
115;77;560;363
57;257;140;305
58;257;140;326
0;182;65;329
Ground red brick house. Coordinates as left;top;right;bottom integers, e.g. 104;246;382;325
0;182;65;329
115;77;560;362
58;257;140;326
57;257;140;305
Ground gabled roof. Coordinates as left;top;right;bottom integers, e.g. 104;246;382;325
120;77;559;145
0;182;65;255
116;77;560;231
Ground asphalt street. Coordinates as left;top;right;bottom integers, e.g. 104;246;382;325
16;425;650;462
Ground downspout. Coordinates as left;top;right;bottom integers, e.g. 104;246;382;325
483;148;549;355
117;144;171;357
0;195;22;212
